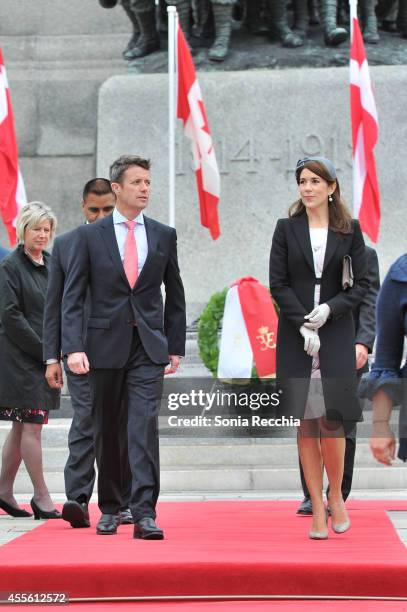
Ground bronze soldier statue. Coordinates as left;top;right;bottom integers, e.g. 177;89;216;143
338;0;379;43
121;0;141;59
359;0;380;43
124;0;160;58
319;0;348;45
167;0;236;62
98;0;159;59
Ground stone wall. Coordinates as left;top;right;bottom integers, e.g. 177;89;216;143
97;67;407;315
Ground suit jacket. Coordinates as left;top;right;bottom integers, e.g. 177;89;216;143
0;246;59;411
269;213;369;421
354;245;380;375
43;228;91;362
0;246;9;261
61;214;186;369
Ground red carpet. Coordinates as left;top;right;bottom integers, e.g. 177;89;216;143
17;602;407;611
0;501;407;600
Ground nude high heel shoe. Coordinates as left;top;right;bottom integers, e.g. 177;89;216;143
309;509;329;540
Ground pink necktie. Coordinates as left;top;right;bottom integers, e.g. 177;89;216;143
123;220;138;287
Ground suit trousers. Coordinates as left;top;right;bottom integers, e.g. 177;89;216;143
64;366;132;508
90;328;164;520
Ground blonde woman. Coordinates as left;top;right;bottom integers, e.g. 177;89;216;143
0;202;61;519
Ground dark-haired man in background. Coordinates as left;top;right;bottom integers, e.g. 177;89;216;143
62;155;186;539
43;178;132;528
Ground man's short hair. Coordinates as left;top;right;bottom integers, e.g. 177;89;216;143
109;155;151;185
82;178;113;201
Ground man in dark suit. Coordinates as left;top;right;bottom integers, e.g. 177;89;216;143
43;178;132;528
297;245;380;514
0;245;9;261
62;155;186;539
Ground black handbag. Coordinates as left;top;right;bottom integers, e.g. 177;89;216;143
342;255;354;290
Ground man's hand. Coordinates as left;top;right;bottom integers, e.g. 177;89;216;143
67;352;90;375
45;363;63;389
370;423;396;465
355;343;369;370
303;303;331;329
299;326;320;357
165;355;181;375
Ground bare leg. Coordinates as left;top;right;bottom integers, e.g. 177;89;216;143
21;423;55;512
0;422;23;508
298;419;327;535
320;418;349;526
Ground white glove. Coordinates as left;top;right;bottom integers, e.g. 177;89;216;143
299;325;320;357
303;303;331;330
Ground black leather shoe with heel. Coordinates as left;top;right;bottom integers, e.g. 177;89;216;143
30;498;62;520
0;497;32;518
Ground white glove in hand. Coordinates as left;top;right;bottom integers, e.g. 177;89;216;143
300;325;321;357
303;303;331;330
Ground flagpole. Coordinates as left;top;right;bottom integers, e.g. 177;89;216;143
349;0;357;35
168;6;177;228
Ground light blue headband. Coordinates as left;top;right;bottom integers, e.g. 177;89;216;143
296;156;337;180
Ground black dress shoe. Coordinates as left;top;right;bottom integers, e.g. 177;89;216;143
133;517;164;540
119;508;133;525
30;498;62;520
0;497;32;518
296;498;313;515
96;513;121;535
62;501;90;528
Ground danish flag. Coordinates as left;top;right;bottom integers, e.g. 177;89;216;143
176;22;220;240
0;49;26;246
350;3;380;243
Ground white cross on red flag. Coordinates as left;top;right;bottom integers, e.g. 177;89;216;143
0;49;26;246
350;4;380;243
176;22;221;240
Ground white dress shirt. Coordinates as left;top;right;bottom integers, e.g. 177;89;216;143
112;207;148;276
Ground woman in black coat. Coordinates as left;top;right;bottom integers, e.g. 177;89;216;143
0;202;61;519
269;157;368;539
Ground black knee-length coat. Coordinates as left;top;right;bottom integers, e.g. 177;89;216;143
0;246;60;412
269;213;369;423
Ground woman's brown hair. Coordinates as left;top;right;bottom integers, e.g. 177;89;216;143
289;160;353;234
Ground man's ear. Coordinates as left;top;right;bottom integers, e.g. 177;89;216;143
111;181;120;195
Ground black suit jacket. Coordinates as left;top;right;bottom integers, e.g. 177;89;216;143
43;228;91;362
269;214;369;377
61;214;186;368
269;213;369;421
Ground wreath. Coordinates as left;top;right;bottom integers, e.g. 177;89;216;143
197;287;279;380
197;288;228;378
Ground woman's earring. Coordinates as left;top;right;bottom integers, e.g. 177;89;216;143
328;194;333;203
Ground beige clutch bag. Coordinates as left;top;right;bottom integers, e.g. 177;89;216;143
342;255;354;290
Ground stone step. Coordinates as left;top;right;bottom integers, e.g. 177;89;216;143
0;0;130;37
9;465;407;494
9;440;398;470
3;404;392;444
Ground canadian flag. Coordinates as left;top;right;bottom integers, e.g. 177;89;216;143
217;278;278;381
0;49;26;246
350;3;380;243
176;21;220;240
